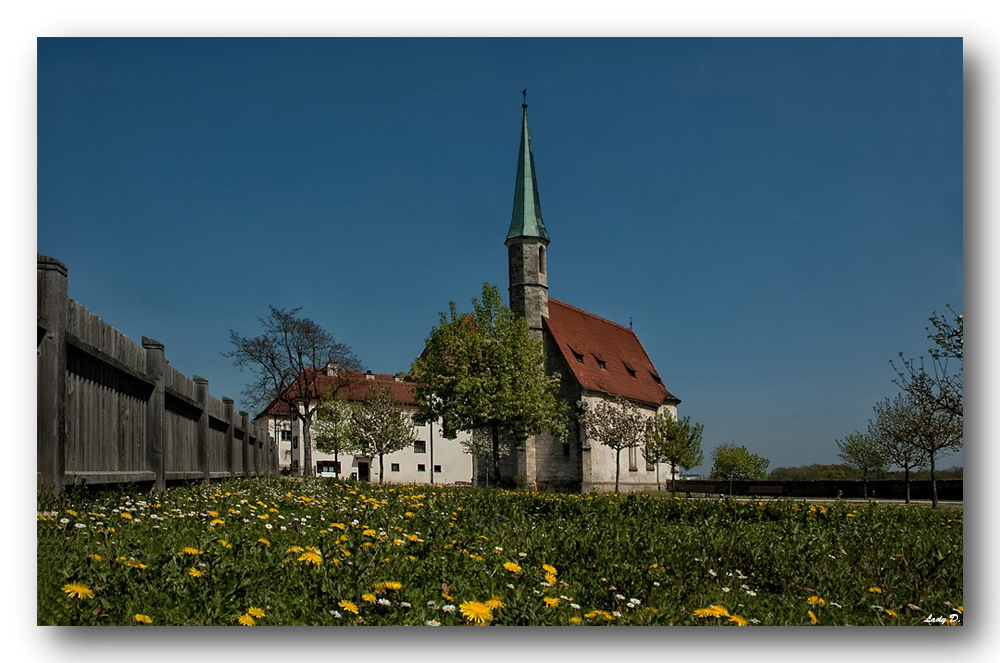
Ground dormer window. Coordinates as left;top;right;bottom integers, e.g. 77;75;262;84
593;355;607;370
649;371;662;384
624;362;637;378
571;349;584;364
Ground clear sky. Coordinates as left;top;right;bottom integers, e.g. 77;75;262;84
36;37;963;473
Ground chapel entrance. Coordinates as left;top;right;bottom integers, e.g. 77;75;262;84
357;461;370;482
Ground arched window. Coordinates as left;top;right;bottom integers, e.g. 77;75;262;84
539;245;546;274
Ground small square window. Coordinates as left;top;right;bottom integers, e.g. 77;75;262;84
391;463;400;472
414;440;426;454
434;465;442;473
280;429;292;441
417;464;426;472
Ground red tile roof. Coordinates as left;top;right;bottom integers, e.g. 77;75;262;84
544;299;679;408
258;370;416;418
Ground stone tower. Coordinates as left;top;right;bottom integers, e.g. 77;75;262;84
506;102;550;338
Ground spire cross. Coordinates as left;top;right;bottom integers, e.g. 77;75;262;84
522;88;527;109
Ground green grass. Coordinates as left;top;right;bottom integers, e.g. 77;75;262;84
37;477;963;626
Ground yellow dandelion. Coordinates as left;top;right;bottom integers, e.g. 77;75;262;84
808;610;818;625
694;605;730;618
188;567;203;577
485;596;504;610
363;529;377;537
298;551;323;565
89;554;102;562
886;609;898;617
218;540;231;548
459;600;493;624
134;614;152;624
503;562;522;573
362;593;377;603
807;595;826;606
380;581;403;592
66;509;78;517
286;545;304;554
542;563;558;575
543;596;560;608
544;572;557;584
182;547;203;555
120;512;132;519
339;600;359;614
258;538;270;547
248;607;265;619
729;614;748;626
61;583;94;599
330;523;346;530
238;613;256;626
868;586;883;594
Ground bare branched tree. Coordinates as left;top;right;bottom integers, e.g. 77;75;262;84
226;307;360;476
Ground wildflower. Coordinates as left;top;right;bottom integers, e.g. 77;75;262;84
120;512;133;519
258;538;270;547
503;562;522;573
808;610;818;625
377;598;391;607
339;600;359;614
694;605;730;619
247;607;265;619
459;601;493;625
543;597;560;608
729;614;747;626
298;551;323;565
89;554;101;562
362;593;377;604
134;614;153;625
721;587;731;593
425;620;441;626
238;613;256;626
442;604;456;613
868;587;883;594
189;567;203;577
807;596;826;606
381;580;403;591
485;596;504;610
886;609;898;617
61;583;94;599
286;545;304;554
542;563;558;575
209;519;225;526
329;610;342;619
182;547;203;555
569;616;583;624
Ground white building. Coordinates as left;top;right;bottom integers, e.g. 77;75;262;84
255;369;474;485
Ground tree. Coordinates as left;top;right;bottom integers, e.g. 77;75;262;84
227;307;361;476
835;432;889;499
410;283;566;487
868;394;929;504
313;394;356;479
709;443;770;495
349;383;417;485
645;413;704;492
581;395;651;493
893;306;963;419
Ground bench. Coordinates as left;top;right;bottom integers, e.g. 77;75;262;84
682;484;716;497
749;485;782;497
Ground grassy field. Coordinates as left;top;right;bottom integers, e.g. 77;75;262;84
37;477;962;626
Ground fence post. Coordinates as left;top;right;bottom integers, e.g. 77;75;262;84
143;338;166;491
194;376;210;483
223;397;235;478
37;255;68;492
240;411;251;476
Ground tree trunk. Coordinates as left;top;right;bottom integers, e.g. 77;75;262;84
904;465;911;504
929;451;938;508
379;453;385;484
614;448;622;493
862;469;868;500
334;449;340;479
301;413;314;477
655;463;660;491
670;462;677;493
491;421;501;488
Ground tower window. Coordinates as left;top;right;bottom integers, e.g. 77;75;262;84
539;246;546;274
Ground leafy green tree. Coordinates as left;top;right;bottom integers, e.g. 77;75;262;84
645;413;704;492
312;395;356;479
709;443;770;494
835;432;889;499
349;383;417;485
410;283;566;487
227;307;360;476
581;395;651;493
867;394;929;504
767;464;861;481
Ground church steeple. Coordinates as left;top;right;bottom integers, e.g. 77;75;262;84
506;96;549;337
507;102;549;242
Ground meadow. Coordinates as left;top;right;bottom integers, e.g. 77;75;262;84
37;477;962;626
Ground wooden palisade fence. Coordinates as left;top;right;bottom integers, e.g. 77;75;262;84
38;254;277;492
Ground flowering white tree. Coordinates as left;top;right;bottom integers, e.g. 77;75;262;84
313;395;356;479
581;395;650;492
350;383;417;484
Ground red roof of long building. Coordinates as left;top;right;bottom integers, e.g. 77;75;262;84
257;370;416;418
544;299;679;408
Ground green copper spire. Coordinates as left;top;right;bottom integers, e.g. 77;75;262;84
506;103;549;242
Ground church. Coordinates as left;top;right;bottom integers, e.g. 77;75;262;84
257;102;681;493
496;101;681;492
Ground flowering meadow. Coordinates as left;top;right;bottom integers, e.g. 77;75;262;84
37;477;962;626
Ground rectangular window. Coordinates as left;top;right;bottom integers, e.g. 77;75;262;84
628;445;638;472
391;463;400;472
414;440;427;454
417;464;426;472
434;465;442;473
292;436;298;449
280;429;292;441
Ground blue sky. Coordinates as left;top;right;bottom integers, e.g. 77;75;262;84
36;37;963;473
